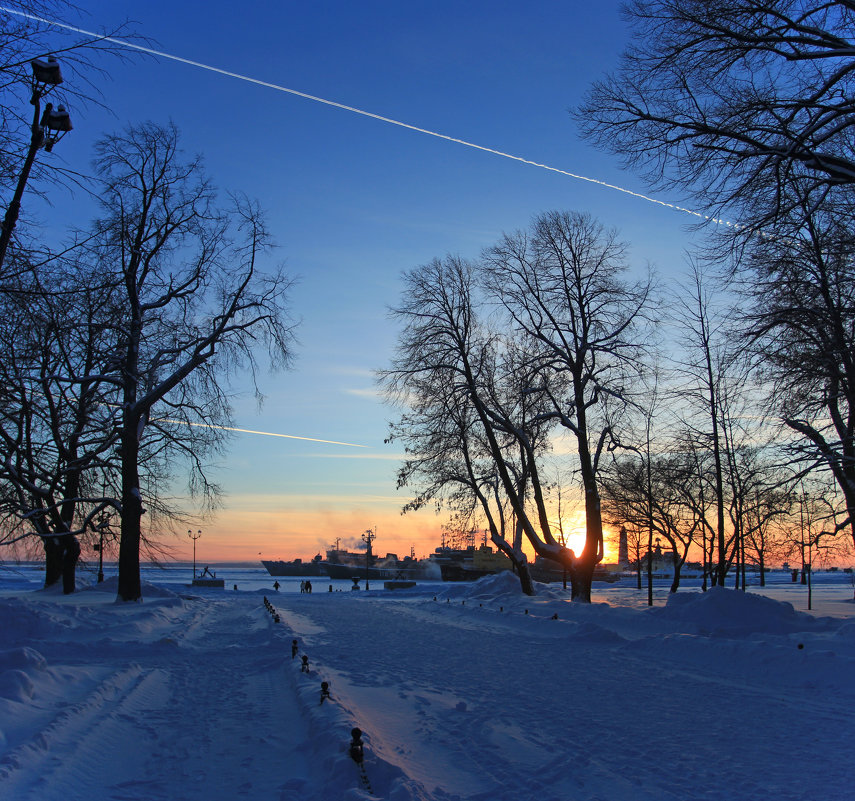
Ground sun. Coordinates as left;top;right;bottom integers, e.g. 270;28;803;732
558;510;587;556
558;511;616;562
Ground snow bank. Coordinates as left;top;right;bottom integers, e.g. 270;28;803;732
657;585;819;635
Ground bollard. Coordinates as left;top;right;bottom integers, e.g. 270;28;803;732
349;728;365;764
291;639;299;658
320;680;331;704
274;614;280;623
301;655;310;673
525;609;529;615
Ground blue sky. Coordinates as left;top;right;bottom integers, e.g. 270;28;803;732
17;1;707;562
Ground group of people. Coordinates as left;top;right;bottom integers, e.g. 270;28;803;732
270;579;314;593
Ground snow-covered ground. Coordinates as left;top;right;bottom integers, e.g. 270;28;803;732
1;569;853;800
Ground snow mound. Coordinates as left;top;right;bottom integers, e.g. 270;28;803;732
657;586;814;635
0;669;35;701
0;647;46;673
436;571;528;603
567;621;626;643
92;576;182;601
0;599;67;642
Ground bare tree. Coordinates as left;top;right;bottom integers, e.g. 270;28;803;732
75;123;296;601
0;265;118;591
480;211;653;600
668;265;743;584
733;446;795;585
382;257;541;594
741;199;855;548
602;450;702;594
385;213;652;602
578;0;855;224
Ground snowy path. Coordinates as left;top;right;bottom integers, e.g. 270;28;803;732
275;586;855;801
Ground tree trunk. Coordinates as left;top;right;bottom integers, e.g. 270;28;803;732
117;411;144;601
570;554;595;602
490;534;535;596
517;561;535;596
43;536;63;587
61;536;80;594
669;552;682;594
42;534;80;592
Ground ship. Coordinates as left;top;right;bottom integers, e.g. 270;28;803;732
261;553;325;577
430;543;513;581
319;529;440;581
527;556;621;584
262;532;539;583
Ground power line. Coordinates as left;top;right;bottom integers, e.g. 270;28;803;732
0;5;739;228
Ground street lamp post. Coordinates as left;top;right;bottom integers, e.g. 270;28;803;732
94;511;110;583
188;529;202;578
0;56;73;269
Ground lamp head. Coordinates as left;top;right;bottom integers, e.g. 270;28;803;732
30;56;63;103
40;104;72;152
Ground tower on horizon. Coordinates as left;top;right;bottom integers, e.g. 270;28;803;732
618;526;629;568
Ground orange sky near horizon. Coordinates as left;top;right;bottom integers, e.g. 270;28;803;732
166;502;617;565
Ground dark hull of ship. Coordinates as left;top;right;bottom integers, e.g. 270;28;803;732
261;559;324;577
322;562;428;581
439;563;496;581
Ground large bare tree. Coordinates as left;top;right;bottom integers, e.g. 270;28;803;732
479;211;652;600
382;256;543;594
578;0;855;223
0;259;125;591
385;212;652;602
743;199;855;547
77;123;296;601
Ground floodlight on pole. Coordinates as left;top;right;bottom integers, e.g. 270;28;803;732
0;55;73;269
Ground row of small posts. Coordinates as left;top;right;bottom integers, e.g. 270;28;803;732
432;595;560;619
263;596;373;795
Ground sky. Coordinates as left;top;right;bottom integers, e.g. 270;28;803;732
9;1;710;564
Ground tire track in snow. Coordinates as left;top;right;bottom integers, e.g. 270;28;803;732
0;664;168;800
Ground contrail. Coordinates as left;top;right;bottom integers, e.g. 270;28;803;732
156;418;367;448
0;5;740;228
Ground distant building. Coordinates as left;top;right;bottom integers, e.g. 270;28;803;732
638;540;676;575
